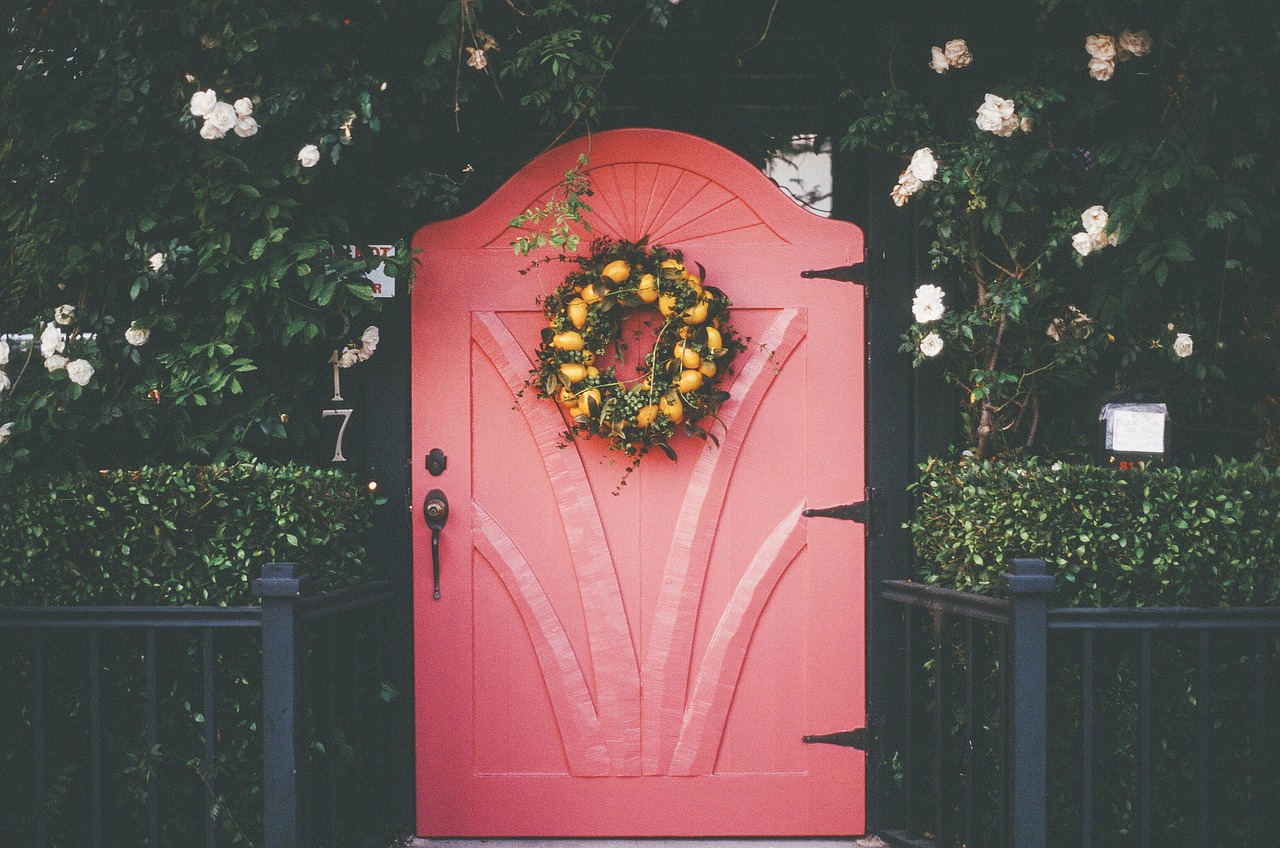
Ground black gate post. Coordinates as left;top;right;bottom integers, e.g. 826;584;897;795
1004;558;1055;848
255;563;310;848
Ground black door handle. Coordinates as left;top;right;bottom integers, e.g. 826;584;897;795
424;489;449;599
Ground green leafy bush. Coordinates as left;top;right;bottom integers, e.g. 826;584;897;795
911;456;1280;606
0;462;372;605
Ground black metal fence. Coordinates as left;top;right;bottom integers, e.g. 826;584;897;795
877;558;1280;848
0;563;405;848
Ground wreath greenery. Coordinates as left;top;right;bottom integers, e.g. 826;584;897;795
529;237;746;465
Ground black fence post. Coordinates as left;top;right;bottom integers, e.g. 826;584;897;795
254;563;311;848
1004;558;1055;848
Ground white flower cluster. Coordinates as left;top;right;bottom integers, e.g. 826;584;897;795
975;94;1032;137
891;148;940;207
37;307;95;386
336;326;380;368
912;285;946;357
930;39;973;74
189;89;259;140
1071;205;1118;257
1085;30;1152;81
1046;305;1095;342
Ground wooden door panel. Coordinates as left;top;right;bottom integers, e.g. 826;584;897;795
413;129;865;837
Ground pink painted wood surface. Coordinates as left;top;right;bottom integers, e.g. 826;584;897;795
412;129;865;837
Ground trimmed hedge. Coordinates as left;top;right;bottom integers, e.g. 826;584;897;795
0;462;372;606
910;457;1280;606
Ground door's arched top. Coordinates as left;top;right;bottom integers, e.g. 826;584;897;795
421;129;861;254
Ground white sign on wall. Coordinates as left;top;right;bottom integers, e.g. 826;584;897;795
350;244;396;298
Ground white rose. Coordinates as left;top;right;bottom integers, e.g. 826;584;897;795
908;147;939;182
983;93;1015;119
1089;229;1109;250
45;353;68;371
930;46;950;74
1071;232;1094;257
208;101;238;132
1088;57;1116;81
189;88;217;118
338;348;360;368
0;422;12;444
234;116;259;138
199;119;226;141
1085;34;1117;60
1046;317;1066;342
1173;332;1194;358
920;332;945;357
40;322;65;357
944;39;972;68
149;252;165;272
298;144;321;168
897;170;923;195
912;284;946;323
54;304;75;325
1019;115;1034;134
890;182;913;207
66;358;94;386
1119;29;1152;58
0;339;8;366
976;94;1016;134
1081;205;1108;234
125;324;150;347
233;97;254;117
361;325;380;349
0;371;9;393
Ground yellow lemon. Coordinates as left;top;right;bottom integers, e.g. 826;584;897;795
566;298;588;329
558;386;578;405
636;273;659;303
636;404;659;428
659;394;684;424
559;362;587;384
601;259;631;284
677;369;704;393
577;387;602;417
681;297;709;325
658;292;679;317
697;360;717;378
674;341;701;370
582;284;603;305
704;325;722;350
551;331;584;351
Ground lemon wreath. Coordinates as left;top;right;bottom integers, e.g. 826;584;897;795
530;237;744;464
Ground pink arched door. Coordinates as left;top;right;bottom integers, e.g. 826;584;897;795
411;129;865;837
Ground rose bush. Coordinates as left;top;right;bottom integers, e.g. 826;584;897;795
843;0;1280;459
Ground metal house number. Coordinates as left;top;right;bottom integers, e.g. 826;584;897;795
324;361;353;463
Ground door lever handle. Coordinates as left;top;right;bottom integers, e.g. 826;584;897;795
424;489;449;599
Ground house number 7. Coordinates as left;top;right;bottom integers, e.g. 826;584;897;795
322;408;354;462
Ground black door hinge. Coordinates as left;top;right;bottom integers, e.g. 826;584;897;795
800;262;867;285
802;727;873;751
803;488;877;534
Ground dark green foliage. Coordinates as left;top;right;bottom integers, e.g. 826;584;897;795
0;462;372;605
911;456;1280;606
